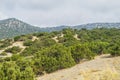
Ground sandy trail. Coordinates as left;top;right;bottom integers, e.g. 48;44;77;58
32;36;39;41
0;41;26;57
52;36;59;43
52;33;64;43
0;36;38;57
60;33;64;37
37;54;120;80
74;34;80;40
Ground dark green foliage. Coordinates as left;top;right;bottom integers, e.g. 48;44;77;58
0;62;21;80
108;43;120;56
0;39;13;49
20;67;34;80
23;40;33;46
33;59;44;75
71;44;95;63
34;44;75;73
58;28;79;47
0;62;34;80
14;36;21;41
5;46;22;54
0;52;7;56
11;54;22;61
21;38;56;56
16;58;33;71
14;35;33;42
88;41;109;55
21;46;39;56
41;57;59;73
0;27;120;80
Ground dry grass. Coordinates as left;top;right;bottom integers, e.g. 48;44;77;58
37;55;120;80
80;68;118;80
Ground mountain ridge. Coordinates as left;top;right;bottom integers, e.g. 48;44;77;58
0;18;120;39
0;18;41;39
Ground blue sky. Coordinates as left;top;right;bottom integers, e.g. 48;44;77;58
0;0;120;27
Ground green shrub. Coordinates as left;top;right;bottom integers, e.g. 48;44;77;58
108;44;120;56
0;52;7;56
71;44;95;63
23;40;33;46
14;36;21;41
5;46;22;54
34;44;75;73
0;39;12;49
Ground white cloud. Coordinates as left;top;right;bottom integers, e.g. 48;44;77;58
0;12;8;20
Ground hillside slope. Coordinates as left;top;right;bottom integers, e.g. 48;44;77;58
37;54;120;80
1;18;120;39
41;23;120;32
0;28;120;80
0;18;41;39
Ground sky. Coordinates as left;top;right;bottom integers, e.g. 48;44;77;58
0;0;120;27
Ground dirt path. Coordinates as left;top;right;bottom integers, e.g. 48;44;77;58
32;36;39;41
52;33;64;43
37;54;120;80
0;36;38;57
74;34;80;40
0;41;26;57
52;36;59;43
60;33;64;37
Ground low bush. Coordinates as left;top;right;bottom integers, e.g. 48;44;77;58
5;46;22;54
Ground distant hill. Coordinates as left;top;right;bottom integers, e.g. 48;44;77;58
0;18;41;39
74;23;120;29
42;23;120;32
0;18;120;39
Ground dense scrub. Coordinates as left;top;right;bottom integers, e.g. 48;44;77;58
0;39;13;50
5;46;22;54
0;28;120;80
